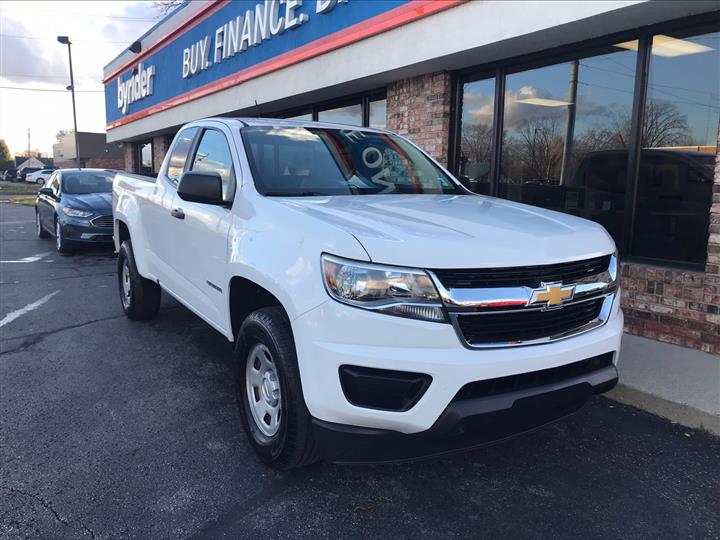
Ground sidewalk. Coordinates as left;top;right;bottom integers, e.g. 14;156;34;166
608;334;720;435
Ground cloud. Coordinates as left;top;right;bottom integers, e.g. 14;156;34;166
463;85;609;131
0;1;160;154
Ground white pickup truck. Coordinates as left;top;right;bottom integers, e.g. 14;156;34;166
113;117;622;469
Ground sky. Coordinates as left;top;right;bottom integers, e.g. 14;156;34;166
0;1;165;156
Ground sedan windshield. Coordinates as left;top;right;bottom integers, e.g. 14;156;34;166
241;126;462;196
62;172;115;195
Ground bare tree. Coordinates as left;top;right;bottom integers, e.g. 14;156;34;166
586;100;692;150
151;0;184;17
461;123;493;166
515;117;564;181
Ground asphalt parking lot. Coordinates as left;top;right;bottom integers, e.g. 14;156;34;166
1;202;719;539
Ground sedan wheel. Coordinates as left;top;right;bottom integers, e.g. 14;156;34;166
55;220;70;253
36;211;49;238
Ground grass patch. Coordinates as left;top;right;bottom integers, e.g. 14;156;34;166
12;196;37;206
0;181;41;195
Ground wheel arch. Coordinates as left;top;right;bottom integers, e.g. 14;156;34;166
228;275;290;342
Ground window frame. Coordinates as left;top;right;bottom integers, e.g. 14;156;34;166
272;89;387;129
160;127;201;187
187;127;237;205
449;13;719;271
136;140;154;176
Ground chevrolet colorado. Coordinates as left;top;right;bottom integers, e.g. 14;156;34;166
113;118;622;469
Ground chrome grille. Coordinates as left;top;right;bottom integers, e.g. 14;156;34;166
91;215;113;229
429;254;617;348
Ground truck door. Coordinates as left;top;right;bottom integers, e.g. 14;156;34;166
144;127;199;292
165;126;235;333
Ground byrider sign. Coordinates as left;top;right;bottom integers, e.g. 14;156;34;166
182;0;347;79
117;63;155;113
105;0;423;127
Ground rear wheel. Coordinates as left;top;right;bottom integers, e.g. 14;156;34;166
117;240;161;320
36;210;49;238
236;307;319;470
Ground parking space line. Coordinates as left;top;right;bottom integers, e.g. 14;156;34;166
0;290;60;328
0;252;52;263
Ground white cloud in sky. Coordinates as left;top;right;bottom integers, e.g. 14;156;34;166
0;1;162;155
464;85;608;130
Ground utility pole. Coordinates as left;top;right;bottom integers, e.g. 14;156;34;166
57;36;81;168
559;59;579;186
27;128;30;157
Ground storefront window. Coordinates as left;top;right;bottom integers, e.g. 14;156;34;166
631;30;719;265
458;77;495;194
318;103;362;126
498;49;637;245
369;98;387;129
138;141;153;175
285;112;312;121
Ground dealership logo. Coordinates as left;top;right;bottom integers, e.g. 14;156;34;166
117;62;156;114
529;282;575;308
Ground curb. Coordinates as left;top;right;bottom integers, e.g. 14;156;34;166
607;383;720;435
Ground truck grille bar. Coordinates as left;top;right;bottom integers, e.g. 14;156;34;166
427;254;617;349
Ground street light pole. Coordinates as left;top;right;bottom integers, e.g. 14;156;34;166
57;36;81;169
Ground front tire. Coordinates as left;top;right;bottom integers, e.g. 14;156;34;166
36;210;49;238
236;307;319;470
55;219;71;253
117;240;161;320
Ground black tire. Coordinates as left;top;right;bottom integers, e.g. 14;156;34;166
36;209;49;238
55;219;72;254
235;307;319;470
117;239;161;321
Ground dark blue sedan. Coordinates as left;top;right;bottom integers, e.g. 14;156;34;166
35;169;115;253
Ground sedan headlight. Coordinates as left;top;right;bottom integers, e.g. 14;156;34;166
63;207;93;218
321;254;446;322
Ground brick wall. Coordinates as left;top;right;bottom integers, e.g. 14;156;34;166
621;126;720;355
123;143;136;172
85;157;124;169
152;135;171;172
386;71;451;166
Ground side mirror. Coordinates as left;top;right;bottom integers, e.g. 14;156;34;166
38;187;54;197
177;171;225;205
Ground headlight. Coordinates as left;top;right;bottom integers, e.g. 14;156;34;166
63;207;93;218
321;254;446;322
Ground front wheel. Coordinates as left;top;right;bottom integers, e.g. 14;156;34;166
36;210;49;238
55;220;71;253
236;307;319;470
117;240;161;320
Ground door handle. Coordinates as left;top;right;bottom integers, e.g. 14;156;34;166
171;208;185;220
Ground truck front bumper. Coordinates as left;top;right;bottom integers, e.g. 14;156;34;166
292;295;623;462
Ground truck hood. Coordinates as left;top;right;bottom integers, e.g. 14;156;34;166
275;194;615;268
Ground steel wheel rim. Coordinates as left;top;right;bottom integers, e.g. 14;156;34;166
245;343;282;437
121;260;132;308
55;222;61;250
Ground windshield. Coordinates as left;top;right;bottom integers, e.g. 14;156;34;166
62;172;115;195
241;126;463;196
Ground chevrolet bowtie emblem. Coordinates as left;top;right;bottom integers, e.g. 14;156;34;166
529;282;575;307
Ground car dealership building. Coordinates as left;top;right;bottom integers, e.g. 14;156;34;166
104;0;720;354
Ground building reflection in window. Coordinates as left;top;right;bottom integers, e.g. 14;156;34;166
632;31;719;265
498;49;638;246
